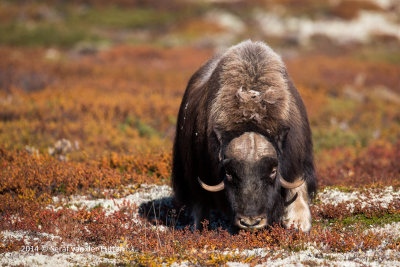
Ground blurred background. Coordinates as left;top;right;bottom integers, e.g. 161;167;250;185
1;0;400;50
0;0;399;186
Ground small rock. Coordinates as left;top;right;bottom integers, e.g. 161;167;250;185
48;139;73;161
25;146;39;157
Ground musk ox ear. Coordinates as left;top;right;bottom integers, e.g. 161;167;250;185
213;128;223;142
274;126;290;154
212;128;224;161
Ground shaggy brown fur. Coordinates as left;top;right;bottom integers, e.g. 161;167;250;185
172;40;317;231
209;42;292;135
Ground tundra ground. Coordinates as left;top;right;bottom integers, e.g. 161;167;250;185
1;1;400;266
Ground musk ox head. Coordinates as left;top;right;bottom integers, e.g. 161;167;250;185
198;132;303;230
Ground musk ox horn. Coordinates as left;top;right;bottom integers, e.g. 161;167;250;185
198;177;225;192
279;174;304;189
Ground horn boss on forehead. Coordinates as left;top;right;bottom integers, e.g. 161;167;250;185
224;132;276;161
172;40;317;232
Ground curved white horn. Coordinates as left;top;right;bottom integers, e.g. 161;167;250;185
198;177;225;192
279;175;304;189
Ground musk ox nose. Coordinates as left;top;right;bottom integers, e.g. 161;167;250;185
236;215;267;229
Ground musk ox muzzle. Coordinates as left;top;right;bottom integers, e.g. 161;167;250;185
235;215;267;229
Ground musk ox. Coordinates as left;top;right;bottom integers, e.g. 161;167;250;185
172;40;317;232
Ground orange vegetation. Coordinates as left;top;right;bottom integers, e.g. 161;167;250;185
0;42;399;264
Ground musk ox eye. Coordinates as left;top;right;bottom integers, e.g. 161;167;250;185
270;168;277;179
226;173;233;182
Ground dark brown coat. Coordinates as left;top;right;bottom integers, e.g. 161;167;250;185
172;40;317;229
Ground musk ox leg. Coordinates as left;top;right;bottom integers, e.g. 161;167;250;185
283;182;312;232
191;204;209;230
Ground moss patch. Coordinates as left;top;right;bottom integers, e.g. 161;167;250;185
326;213;400;229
